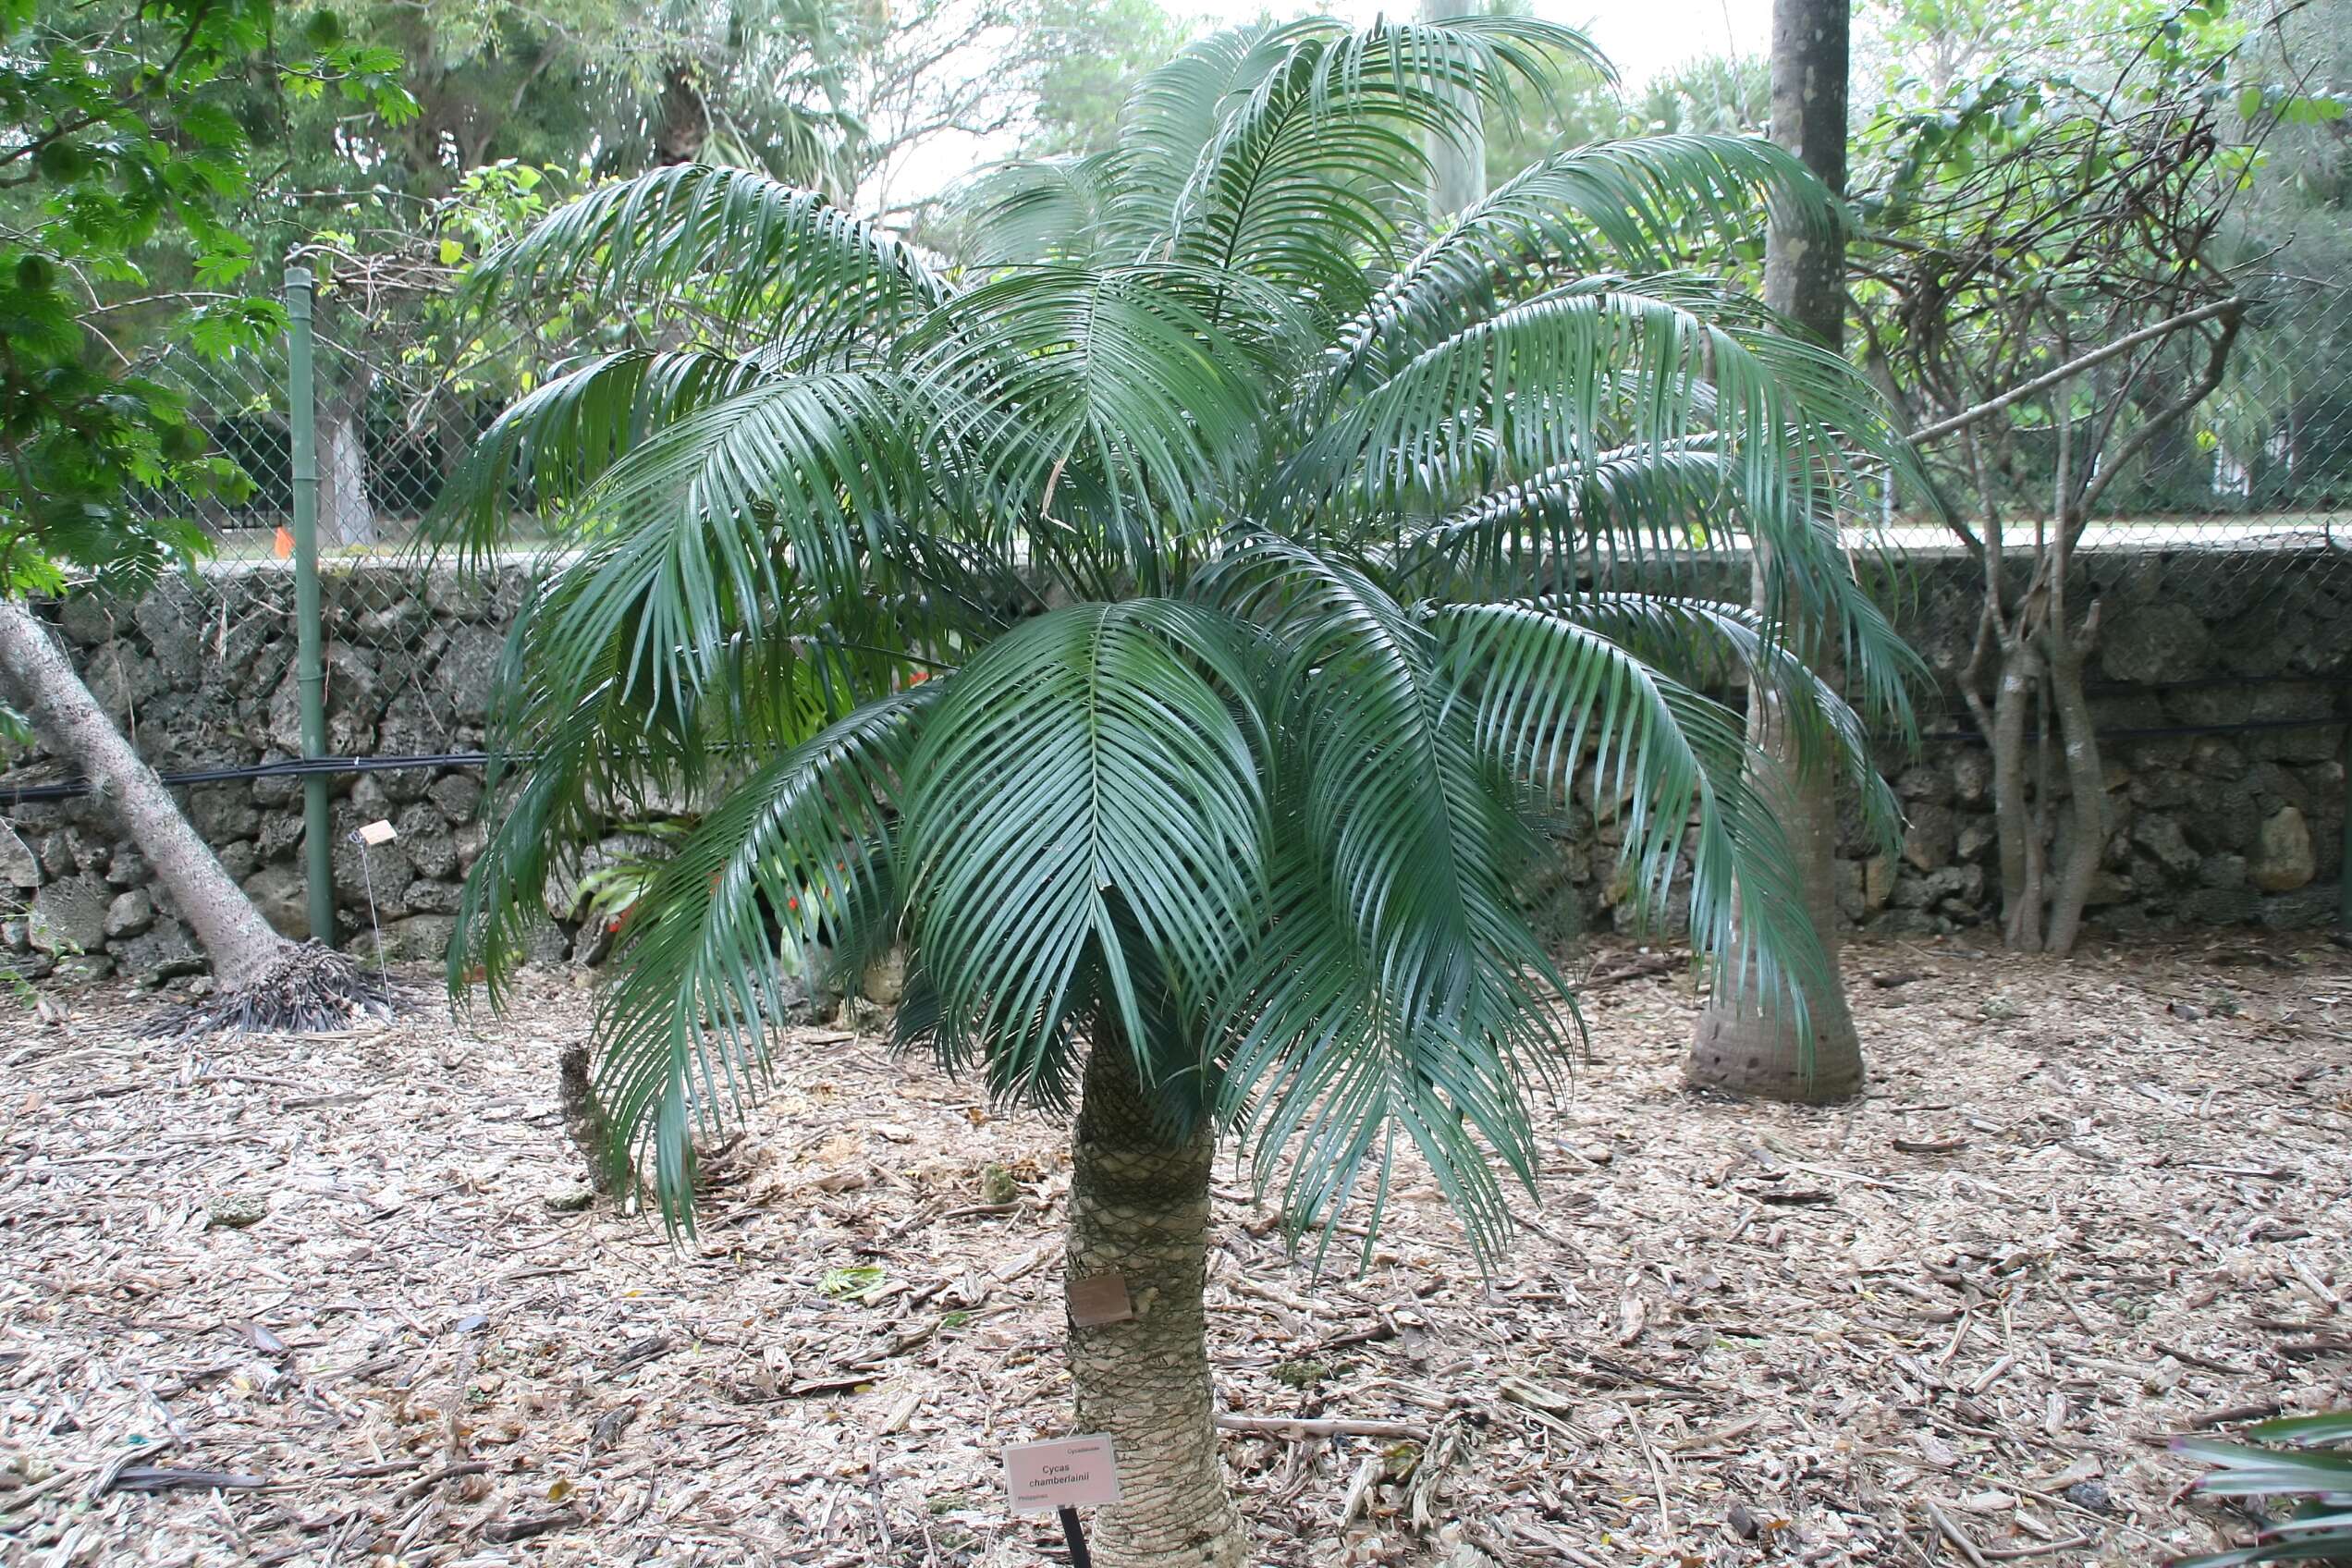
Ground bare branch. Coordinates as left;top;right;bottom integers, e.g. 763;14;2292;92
1906;297;2243;446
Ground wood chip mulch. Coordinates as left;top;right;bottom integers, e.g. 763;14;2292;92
3;930;2348;1566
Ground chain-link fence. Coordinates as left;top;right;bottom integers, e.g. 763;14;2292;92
8;269;533;974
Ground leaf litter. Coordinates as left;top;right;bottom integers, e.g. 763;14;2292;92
1;931;2347;1565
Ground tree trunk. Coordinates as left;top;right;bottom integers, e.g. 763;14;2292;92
2040;619;2105;955
0;599;290;989
1064;1034;1244;1568
1758;0;1848;349
1688;623;1863;1100
1688;0;1861;1102
1418;0;1487;217
654;59;710;165
1990;637;2044;951
321;366;377;548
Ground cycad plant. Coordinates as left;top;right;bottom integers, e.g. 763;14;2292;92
2175;1413;2352;1565
440;16;1919;1562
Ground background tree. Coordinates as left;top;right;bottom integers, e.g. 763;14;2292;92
1687;0;1869;1100
1848;0;2335;952
0;0;415;1021
441;16;1920;1560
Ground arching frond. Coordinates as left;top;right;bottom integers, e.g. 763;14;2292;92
1385;433;1737;594
1117;18;1603;309
909;267;1265;576
955;156;1122;268
595;689;932;1228
1327;135;1835;393
430;348;776;562
467;165;947;341
1202;539;1571;1264
1279;277;1917;642
552;370;937;646
896;602;1271;1116
1432;599;1831;1032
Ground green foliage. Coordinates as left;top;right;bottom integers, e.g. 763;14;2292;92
2174;1412;2352;1565
1847;0;2348;519
0;0;414;594
442;16;1923;1262
1022;0;1190;158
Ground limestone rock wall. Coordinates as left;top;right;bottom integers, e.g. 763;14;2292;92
0;552;2344;984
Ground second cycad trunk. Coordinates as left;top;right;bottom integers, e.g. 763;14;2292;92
1689;0;1866;1105
1064;1035;1243;1568
1688;668;1864;1101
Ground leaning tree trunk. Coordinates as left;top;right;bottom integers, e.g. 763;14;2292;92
0;599;290;989
1064;1034;1244;1568
1688;0;1865;1102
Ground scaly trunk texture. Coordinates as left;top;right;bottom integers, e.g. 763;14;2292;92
0;599;291;989
1688;0;1864;1103
654;59;710;165
1064;1035;1244;1568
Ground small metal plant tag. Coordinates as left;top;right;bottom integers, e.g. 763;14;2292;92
1067;1273;1134;1327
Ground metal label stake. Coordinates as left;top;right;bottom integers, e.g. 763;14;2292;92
1057;1504;1093;1567
1000;1434;1119;1565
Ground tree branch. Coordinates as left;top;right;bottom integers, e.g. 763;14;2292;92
1906;297;2242;446
2074;307;2243;519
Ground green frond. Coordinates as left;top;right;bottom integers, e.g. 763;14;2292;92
596;688;933;1230
1100;21;1329;252
1114;18;1602;310
1433;599;1831;1035
448;587;855;1008
897;602;1272;1117
1547;591;1907;851
429;348;776;563
1218;828;1561;1270
909;267;1266;575
467;164;946;341
955;156;1121;268
1388;433;1736;593
1327;135;1835;393
1202;540;1571;1264
448;671;620;1007
555;370;936;642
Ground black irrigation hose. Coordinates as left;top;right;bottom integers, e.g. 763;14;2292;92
0;751;495;805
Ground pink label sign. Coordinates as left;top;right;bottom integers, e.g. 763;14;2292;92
1000;1435;1122;1513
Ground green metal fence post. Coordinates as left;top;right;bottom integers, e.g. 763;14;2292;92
285;261;336;947
2340;681;2350;937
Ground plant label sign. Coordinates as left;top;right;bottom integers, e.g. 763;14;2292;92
1000;1435;1121;1513
1067;1272;1134;1327
357;820;398;846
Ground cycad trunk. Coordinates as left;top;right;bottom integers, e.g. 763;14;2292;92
1687;0;1864;1104
0;599;291;989
1065;1035;1244;1568
1688;651;1863;1099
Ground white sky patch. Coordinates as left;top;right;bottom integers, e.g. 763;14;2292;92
868;0;1770;214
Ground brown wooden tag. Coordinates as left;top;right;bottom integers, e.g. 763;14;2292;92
1067;1272;1134;1328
